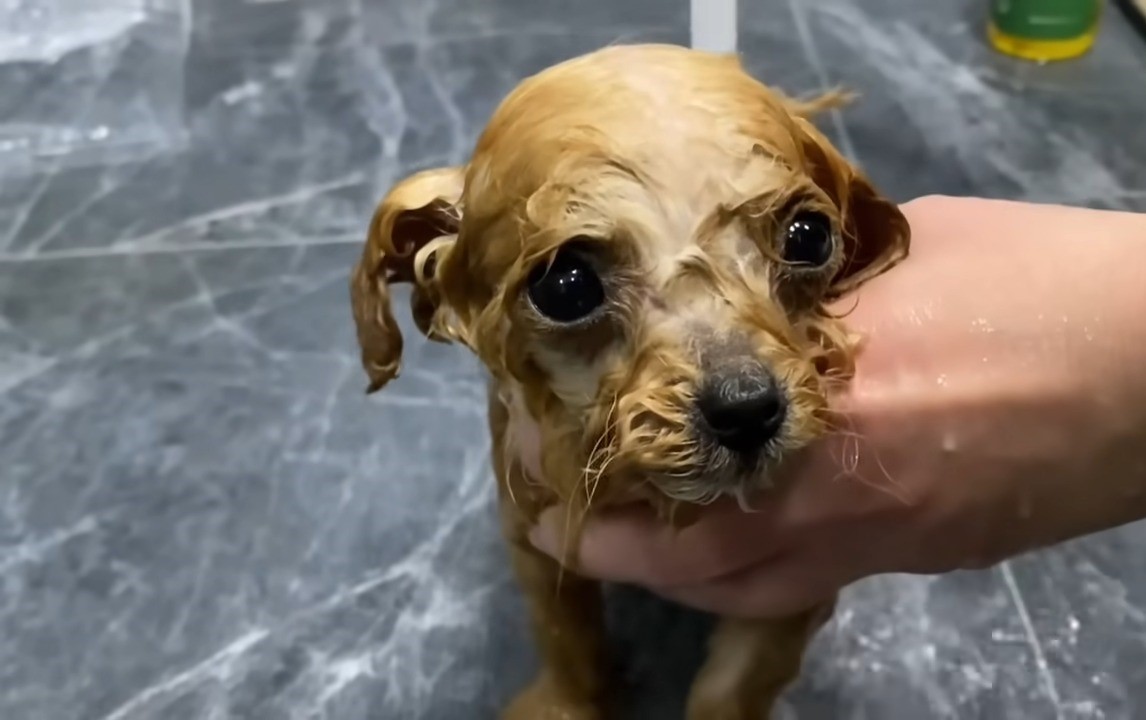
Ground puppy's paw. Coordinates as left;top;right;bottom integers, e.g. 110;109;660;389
502;679;604;720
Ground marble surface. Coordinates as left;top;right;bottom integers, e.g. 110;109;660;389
2;1;1146;718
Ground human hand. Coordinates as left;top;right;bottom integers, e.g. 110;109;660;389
517;196;1146;618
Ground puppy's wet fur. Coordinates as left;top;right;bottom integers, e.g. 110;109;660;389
351;44;909;719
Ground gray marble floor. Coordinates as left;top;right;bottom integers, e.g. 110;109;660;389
2;1;1146;718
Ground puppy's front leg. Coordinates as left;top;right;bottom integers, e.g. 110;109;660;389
686;600;835;720
501;535;608;720
489;396;608;720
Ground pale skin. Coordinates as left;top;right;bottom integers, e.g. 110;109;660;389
517;194;1146;618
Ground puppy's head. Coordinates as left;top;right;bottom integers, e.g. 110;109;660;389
351;44;908;514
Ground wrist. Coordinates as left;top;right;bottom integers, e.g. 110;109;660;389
843;198;1146;568
957;201;1146;558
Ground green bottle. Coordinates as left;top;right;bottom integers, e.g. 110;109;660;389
988;0;1102;61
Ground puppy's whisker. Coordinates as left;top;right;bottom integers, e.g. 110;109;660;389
583;468;605;511
556;492;592;593
584;452;619;505
582;417;618;483
828;412;912;503
506;466;521;508
580;406;621;513
733;485;758;512
502;436;524;509
829;463;914;505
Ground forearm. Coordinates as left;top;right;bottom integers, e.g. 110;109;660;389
1023;202;1146;547
901;198;1146;559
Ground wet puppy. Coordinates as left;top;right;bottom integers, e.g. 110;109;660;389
351;43;909;719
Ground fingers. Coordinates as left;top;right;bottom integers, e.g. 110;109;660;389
529;503;843;617
655;553;841;618
529;499;784;587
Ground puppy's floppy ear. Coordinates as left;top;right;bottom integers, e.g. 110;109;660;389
350;166;464;393
794;117;910;300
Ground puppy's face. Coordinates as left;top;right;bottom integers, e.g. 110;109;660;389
352;45;908;512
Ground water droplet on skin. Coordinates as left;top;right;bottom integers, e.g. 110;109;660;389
991;628;1021;643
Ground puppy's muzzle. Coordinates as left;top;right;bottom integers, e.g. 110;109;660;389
697;365;788;455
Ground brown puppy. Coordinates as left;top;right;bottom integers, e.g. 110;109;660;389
351;44;909;719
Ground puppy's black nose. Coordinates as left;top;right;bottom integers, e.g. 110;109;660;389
698;371;787;454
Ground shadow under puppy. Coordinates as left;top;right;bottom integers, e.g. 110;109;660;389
350;43;909;719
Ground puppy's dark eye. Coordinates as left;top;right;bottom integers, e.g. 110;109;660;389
527;246;605;323
782;212;835;269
